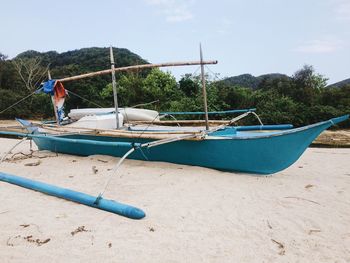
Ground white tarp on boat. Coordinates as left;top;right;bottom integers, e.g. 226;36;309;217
120;108;159;122
67;113;124;130
68;108;159;122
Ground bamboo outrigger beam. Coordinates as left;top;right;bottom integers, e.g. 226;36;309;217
58;60;218;82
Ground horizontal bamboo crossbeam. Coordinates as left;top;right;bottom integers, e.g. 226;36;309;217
37;124;204;140
128;120;230;127
59;60;218;82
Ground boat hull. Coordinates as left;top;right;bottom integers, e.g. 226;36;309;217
31;115;349;174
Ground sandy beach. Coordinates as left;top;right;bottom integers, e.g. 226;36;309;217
0;137;349;262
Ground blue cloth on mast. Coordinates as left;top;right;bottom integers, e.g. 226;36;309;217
42;79;56;95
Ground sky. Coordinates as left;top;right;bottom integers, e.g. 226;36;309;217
1;0;349;84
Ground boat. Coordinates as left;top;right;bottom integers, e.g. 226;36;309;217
1;48;348;222
1;47;348;175
5;113;346;175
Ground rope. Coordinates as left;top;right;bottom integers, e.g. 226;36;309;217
205;65;221;81
159;114;181;127
131;100;159;108
0;89;40;115
251;111;264;126
135;113;162;139
228;110;264;126
66;89;104;108
0;137;28;164
95;147;137;203
95;130;205;201
191;66;201;76
123;100;160;124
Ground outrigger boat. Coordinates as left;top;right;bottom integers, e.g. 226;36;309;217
1;47;348;220
1;47;349;174
3;113;345;174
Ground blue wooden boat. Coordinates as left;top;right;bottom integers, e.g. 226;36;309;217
1;53;347;175
9;114;348;175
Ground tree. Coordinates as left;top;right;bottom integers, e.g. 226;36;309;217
214;81;254;111
292;65;328;105
100;69;180;111
252;89;303;125
179;74;200;97
142;69;180;111
0;52;7;61
100;72;145;107
12;57;49;91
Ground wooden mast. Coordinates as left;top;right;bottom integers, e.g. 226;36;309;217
199;44;209;130
48;70;60;125
109;46;120;129
58;60;218;83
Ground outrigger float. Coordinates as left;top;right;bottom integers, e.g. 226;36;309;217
0;172;145;219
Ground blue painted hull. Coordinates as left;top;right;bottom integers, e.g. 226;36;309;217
31;115;349;174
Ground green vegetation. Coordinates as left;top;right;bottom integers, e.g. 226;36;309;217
0;48;349;128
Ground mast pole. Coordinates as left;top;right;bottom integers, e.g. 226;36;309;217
109;46;120;129
200;44;209;130
48;70;60;125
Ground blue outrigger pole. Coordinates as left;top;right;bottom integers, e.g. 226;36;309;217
0;172;145;219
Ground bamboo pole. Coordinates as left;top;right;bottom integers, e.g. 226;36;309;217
59;60;218;82
109;46;120;129
199;44;209;131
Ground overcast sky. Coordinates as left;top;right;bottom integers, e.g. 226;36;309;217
1;0;349;83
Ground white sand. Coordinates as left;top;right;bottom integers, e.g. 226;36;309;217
0;137;349;262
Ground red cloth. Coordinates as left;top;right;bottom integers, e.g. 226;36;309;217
54;81;66;104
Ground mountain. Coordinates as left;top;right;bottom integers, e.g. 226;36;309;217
327;78;350;88
15;47;148;79
222;74;259;89
222;73;289;89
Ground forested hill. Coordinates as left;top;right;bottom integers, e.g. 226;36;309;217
222;73;289;89
15;47;148;79
223;73;350;90
328;78;350;88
